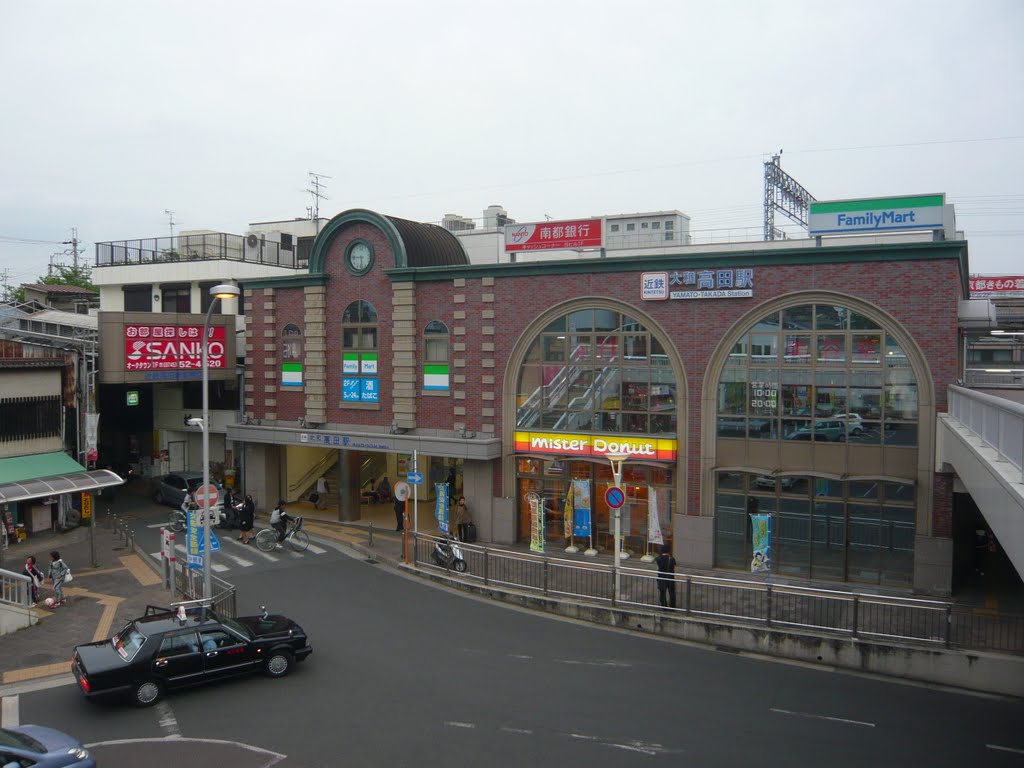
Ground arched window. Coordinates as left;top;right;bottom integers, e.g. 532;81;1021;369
712;302;919;586
281;323;303;388
423;320;450;391
341;300;379;403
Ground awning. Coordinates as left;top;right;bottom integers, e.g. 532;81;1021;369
0;469;124;504
0;451;86;485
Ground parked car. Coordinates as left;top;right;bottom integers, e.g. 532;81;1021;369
835;413;865;436
0;725;95;767
72;603;312;707
153;472;222;508
785;419;847;441
755;475;799;489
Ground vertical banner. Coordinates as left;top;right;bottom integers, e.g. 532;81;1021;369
530;496;546;553
563;483;574;539
750;513;772;573
571;478;591;537
647;485;664;546
85;413;100;462
434;483;450;534
187;509;201;569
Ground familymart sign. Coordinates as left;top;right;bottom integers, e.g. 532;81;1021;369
808;194;945;236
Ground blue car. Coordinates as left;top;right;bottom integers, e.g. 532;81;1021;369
0;725;95;767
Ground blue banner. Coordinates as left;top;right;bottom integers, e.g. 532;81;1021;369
572;478;591;538
435;482;450;534
750;513;772;573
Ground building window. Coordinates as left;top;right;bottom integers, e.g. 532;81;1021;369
123;285;152;312
423;320;450;391
0;395;61;442
296;237;314;267
610;224;619;233
198;282;222;314
161;284;191;313
626;223;636;232
665;220;674;230
713;301;920;586
641;222;649;229
341;300;379;403
281;323;303;388
651;222;661;230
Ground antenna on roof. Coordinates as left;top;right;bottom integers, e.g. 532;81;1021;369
307;172;332;234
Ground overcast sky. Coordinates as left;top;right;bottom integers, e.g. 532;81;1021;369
1;0;1021;290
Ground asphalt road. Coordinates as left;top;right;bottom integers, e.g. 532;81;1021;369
9;518;1024;767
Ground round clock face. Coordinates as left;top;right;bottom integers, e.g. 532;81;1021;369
349;242;372;271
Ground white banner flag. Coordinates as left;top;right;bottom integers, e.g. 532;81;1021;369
648;485;664;546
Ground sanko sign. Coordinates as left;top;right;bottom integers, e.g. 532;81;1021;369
123;324;227;371
514;431;677;462
808;194;945;236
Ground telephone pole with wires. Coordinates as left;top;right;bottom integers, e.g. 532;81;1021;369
61;227;84;269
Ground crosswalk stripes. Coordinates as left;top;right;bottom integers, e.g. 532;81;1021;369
148;533;327;574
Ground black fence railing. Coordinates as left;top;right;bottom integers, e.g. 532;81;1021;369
413;534;1024;655
95;233;305;269
172;559;237;618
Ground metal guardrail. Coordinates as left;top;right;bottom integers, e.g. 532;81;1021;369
412;534;1024;654
0;567;31;608
172;559;236;618
964;369;1024;388
948;384;1024;479
95;233;302;269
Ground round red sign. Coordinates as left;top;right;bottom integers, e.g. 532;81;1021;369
194;483;219;506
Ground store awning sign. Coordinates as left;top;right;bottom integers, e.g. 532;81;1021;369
514;431;676;462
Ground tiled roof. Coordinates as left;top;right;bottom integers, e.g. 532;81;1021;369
22;283;98;296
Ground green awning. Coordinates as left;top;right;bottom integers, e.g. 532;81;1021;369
0;451;86;485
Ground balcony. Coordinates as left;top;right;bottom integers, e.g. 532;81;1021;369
95;233;305;269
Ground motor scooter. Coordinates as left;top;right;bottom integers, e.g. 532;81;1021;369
431;534;468;572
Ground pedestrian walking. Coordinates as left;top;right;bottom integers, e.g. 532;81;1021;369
47;550;70;608
23;555;44;607
394;495;405;532
313;476;328;510
239;494;256;544
654;545;677;609
454;496;472;542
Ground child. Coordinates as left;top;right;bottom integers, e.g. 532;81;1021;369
23;555;44;607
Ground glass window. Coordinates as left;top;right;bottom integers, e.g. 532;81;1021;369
852;334;881;364
783;304;814;331
341;300;379;404
159;632;200;657
281;323;303;388
815;305;847;330
750;334;778;364
424;320;449;363
652;221;661;230
610;224;619;232
815;334;846;365
161;284;190;313
626;223;635;231
123;285;152;312
783;334;811;365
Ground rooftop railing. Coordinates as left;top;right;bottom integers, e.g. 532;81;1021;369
95;233;304;269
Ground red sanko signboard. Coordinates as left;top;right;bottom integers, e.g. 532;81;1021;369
123;324;227;372
505;218;603;252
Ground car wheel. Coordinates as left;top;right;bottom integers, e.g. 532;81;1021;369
852;427;863;436
265;650;293;678
132;679;162;707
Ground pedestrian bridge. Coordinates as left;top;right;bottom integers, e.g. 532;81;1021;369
938;386;1024;579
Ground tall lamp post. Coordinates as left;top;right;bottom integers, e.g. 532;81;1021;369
200;283;239;600
605;451;630;601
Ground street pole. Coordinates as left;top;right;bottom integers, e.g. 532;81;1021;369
201;284;239;600
606;452;629;602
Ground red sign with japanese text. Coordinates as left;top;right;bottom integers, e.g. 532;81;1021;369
123;324;227;372
969;276;1024;295
505;219;603;252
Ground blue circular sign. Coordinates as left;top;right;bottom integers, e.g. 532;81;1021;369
605;486;625;509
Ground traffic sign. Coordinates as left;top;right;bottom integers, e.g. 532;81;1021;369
194;483;219;506
407;471;424;485
394;481;410;502
605;486;625;509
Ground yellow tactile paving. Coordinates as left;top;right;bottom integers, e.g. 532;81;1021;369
2;662;71;685
69;566;126;577
119;553;162;586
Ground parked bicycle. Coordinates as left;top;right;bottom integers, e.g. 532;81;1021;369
255;516;309;553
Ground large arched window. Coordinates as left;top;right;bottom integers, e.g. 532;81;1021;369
423;320;450;392
712;302;920;586
341;300;379;403
281;323;303;388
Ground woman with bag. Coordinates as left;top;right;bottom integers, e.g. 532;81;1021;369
23;555;45;607
47;550;71;608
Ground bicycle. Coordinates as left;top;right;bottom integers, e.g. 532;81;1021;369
255;516;309;553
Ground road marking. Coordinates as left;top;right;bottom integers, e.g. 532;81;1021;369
84;736;287;765
507;654;533;660
306;542;327;554
568;733;599;741
444;721;477;729
120;554;161;586
155;700;180;737
606;741;664;755
770;707;875;727
0;695;17;727
500;727;533;734
987;744;1024;754
555;659;632;668
2;662;71;685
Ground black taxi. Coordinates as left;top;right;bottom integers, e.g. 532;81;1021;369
72;602;312;706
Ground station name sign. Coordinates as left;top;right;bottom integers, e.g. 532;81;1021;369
808;194;945;236
642;269;754;300
514;430;677;462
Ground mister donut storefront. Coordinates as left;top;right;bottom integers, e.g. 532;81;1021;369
232;196;966;596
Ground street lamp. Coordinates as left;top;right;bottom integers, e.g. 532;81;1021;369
201;283;239;600
605;451;630;601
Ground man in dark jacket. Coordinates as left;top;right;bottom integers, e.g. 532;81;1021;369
654;545;677;608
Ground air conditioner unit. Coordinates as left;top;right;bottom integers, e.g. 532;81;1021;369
244;233;262;260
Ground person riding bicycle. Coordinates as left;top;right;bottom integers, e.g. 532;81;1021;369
270;500;291;546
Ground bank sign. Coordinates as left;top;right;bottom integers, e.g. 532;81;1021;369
505;218;603;252
124;324;227;371
514;430;677;462
808;194;945;236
